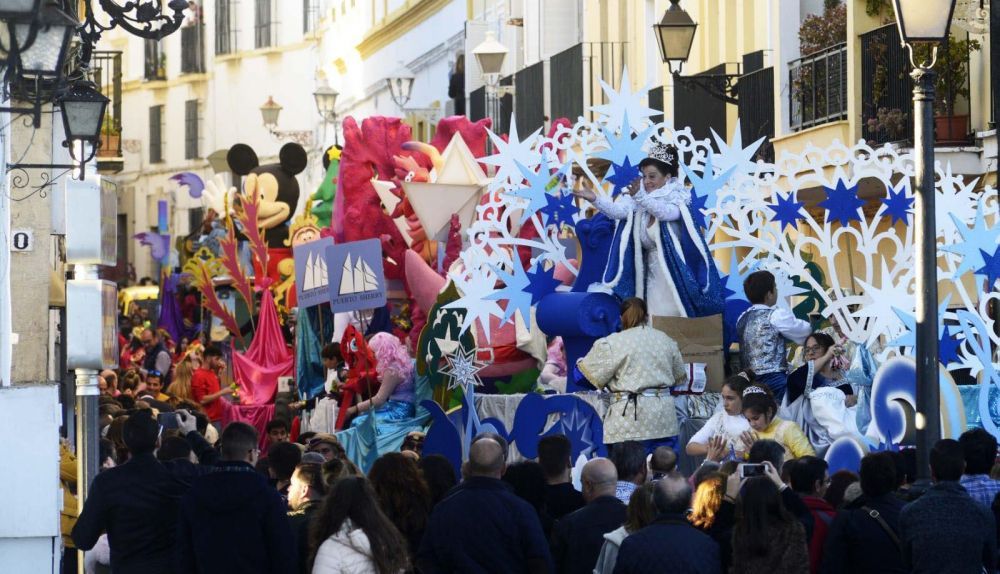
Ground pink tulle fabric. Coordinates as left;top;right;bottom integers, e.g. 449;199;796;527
231;286;294;405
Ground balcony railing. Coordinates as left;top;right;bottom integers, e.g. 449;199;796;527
550;42;629;122
738;66;775;163
181;24;205;74
789;42;847;132
92;50;123;164
860;24;914;145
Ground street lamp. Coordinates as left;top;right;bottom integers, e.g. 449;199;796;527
653;0;697;75
59;80;110;170
473;30;508;150
259;95;313;146
12;0;77;78
386;65;414;109
652;0;739;104
890;0;957;482
313;82;339;144
260;95;283;129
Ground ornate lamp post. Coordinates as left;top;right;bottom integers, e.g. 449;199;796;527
472;30;508;151
890;0;958;482
313;82;339;145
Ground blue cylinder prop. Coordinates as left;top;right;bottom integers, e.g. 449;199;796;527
537;291;621;392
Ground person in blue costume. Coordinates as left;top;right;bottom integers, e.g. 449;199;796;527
572;142;723;318
347;332;418;425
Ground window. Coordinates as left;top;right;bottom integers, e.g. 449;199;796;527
144;39;164;80
185;100;200;159
181;24;205;73
215;0;235;55
255;0;275;48
303;0;318;33
149;105;163;163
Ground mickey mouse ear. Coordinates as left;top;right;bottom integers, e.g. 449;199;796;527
279;143;308;175
227;143;259;176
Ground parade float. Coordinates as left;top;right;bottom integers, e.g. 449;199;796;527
144;72;999;473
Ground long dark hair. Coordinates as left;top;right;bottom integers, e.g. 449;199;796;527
308;476;410;574
367;453;431;549
732;477;797;559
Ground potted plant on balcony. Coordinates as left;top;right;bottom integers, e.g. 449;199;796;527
914;37;981;143
98;115;120;158
866;107;909;142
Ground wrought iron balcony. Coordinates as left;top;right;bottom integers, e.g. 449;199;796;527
92;50;123;171
789;42;848;132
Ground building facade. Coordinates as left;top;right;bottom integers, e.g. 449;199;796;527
100;0;469;281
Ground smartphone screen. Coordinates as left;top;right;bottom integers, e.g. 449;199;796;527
157;412;179;430
739;463;765;479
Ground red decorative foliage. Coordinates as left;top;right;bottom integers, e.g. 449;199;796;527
219;224;255;316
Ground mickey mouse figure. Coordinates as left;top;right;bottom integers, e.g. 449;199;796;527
227;142;308;287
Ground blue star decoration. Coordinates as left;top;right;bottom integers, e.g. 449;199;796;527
595;113;655;167
722;249;754;303
508;161;553;224
682;152;736;213
524;263;562;305
942;199;1000;277
486;255;534;329
541;190;578;229
938;325;962;366
881;181;914;226
605;157;641;197
820;179;865;226
768;191;805;231
976;247;1000;287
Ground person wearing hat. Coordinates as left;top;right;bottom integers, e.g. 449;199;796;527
571;142;723;319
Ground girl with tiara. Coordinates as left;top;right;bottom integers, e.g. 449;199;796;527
572;142;723;318
740;384;815;461
686;371;754;463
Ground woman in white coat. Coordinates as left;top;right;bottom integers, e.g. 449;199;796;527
310;476;409;574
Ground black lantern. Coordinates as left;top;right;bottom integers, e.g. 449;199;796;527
59;80;109;160
386;65;414;108
0;0;41;21
653;0;698;74
12;0;77;77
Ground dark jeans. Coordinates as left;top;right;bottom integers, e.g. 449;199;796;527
757;371;788;401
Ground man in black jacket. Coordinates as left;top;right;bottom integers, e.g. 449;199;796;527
287;462;326;574
899;439;996;574
177;422;296;574
71;409;200;574
550;457;626;574
613;474;720;574
539;434;585;520
821;451;906;574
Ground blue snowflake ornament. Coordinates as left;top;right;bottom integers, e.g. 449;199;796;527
768;191;805;231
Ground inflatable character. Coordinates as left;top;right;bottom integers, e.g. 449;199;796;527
227;142;308;287
336;325;380;430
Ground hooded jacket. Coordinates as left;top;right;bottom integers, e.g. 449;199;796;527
177;461;296;574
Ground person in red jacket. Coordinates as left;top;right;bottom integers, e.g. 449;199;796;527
191;344;233;431
790;456;836;574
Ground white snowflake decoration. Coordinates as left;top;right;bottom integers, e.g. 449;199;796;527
447;72;1000;422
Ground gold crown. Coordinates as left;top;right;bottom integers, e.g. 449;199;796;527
647;142;677;165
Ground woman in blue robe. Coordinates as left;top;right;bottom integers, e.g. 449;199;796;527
573;143;723;318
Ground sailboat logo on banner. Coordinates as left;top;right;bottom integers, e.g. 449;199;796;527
326;238;387;313
293;237;335;308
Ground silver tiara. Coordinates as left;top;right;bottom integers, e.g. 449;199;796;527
647;142;676;165
737;371;751;382
742;385;768;397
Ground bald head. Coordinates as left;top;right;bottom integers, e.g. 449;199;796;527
467;438;505;478
653;473;692;515
581;457;618;501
